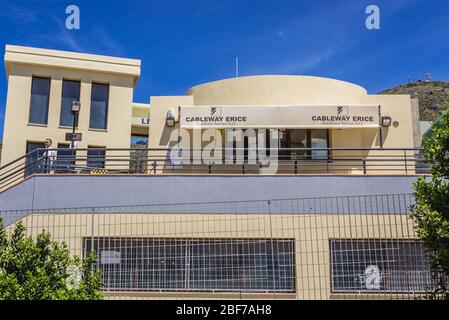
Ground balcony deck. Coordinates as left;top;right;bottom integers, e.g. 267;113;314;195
0;147;429;192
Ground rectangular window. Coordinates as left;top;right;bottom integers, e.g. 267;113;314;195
311;129;329;160
25;142;45;176
87;146;106;169
89;83;109;130
84;238;296;292
56;144;76;173
29;77;50;125
330;239;434;293
280;129;329;160
130;135;149;173
60;80;80;127
227;129;271;164
131;135;149;147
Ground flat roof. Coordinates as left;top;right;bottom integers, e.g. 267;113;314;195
5;45;141;84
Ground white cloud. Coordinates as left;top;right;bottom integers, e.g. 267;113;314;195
0;1;40;25
29;15;125;57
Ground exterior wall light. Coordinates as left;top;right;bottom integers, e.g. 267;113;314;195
71;100;81;114
381;116;392;127
166;109;176;128
70;101;81;149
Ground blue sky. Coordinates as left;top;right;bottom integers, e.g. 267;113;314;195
0;0;448;138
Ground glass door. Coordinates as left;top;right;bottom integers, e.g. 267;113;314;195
280;129;329;160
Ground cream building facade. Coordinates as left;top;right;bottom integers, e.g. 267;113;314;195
0;45;433;300
1;45;419;174
2;45;144;166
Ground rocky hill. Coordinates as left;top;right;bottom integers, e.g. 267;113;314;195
379;81;449;121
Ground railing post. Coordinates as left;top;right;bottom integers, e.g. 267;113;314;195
242;164;245;174
91;207;95;250
362;160;367;175
91;207;96;272
208;164;211;174
294;160;298;174
404;150;408;174
153;160;157;174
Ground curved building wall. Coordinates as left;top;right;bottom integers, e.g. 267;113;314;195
150;75;415;167
187;75;368;105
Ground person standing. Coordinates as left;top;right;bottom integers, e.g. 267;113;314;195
42;138;56;174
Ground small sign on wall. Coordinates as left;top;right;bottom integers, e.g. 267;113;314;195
65;132;83;142
101;250;121;264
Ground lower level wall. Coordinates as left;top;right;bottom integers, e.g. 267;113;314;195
5;211;426;300
0;175;420;212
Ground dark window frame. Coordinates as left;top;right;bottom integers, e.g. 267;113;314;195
28;76;51;125
280;129;330;160
56;143;76;173
87;145;106;169
89;82;110;130
59;79;81;127
25;141;46;177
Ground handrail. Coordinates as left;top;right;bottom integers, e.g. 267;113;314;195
0;147;429;192
0;148;39;171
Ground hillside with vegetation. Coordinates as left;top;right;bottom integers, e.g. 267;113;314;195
379;81;449;121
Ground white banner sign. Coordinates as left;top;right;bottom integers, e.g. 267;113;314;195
180;105;380;129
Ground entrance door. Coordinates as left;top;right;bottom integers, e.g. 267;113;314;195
25;142;45;177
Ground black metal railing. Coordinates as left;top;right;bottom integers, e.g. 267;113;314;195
0;147;430;191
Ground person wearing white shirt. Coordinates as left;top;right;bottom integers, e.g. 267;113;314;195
42;138;56;174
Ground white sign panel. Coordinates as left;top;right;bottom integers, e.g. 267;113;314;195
101;250;121;264
180;105;379;129
132;117;150;127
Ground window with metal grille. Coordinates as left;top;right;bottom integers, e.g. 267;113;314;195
84;238;296;293
330;239;434;293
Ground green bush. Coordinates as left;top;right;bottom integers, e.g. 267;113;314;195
412;106;449;300
0;217;103;300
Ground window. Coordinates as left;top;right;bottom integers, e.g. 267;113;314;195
29;77;50;125
25;142;45;176
280;129;329;160
89;83;109;129
56;144;76;173
84;238;296;292
131;135;149;147
311;129;329;160
87;146;106;169
130;136;149;173
60;80;80;127
227;129;266;164
330;239;435;293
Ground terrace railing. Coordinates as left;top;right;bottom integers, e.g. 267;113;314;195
0;147;430;191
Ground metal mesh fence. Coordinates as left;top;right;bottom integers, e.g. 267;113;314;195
0;193;437;300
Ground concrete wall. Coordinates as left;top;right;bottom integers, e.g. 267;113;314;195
9;211;417;300
0;174;421;300
0;175;419;212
